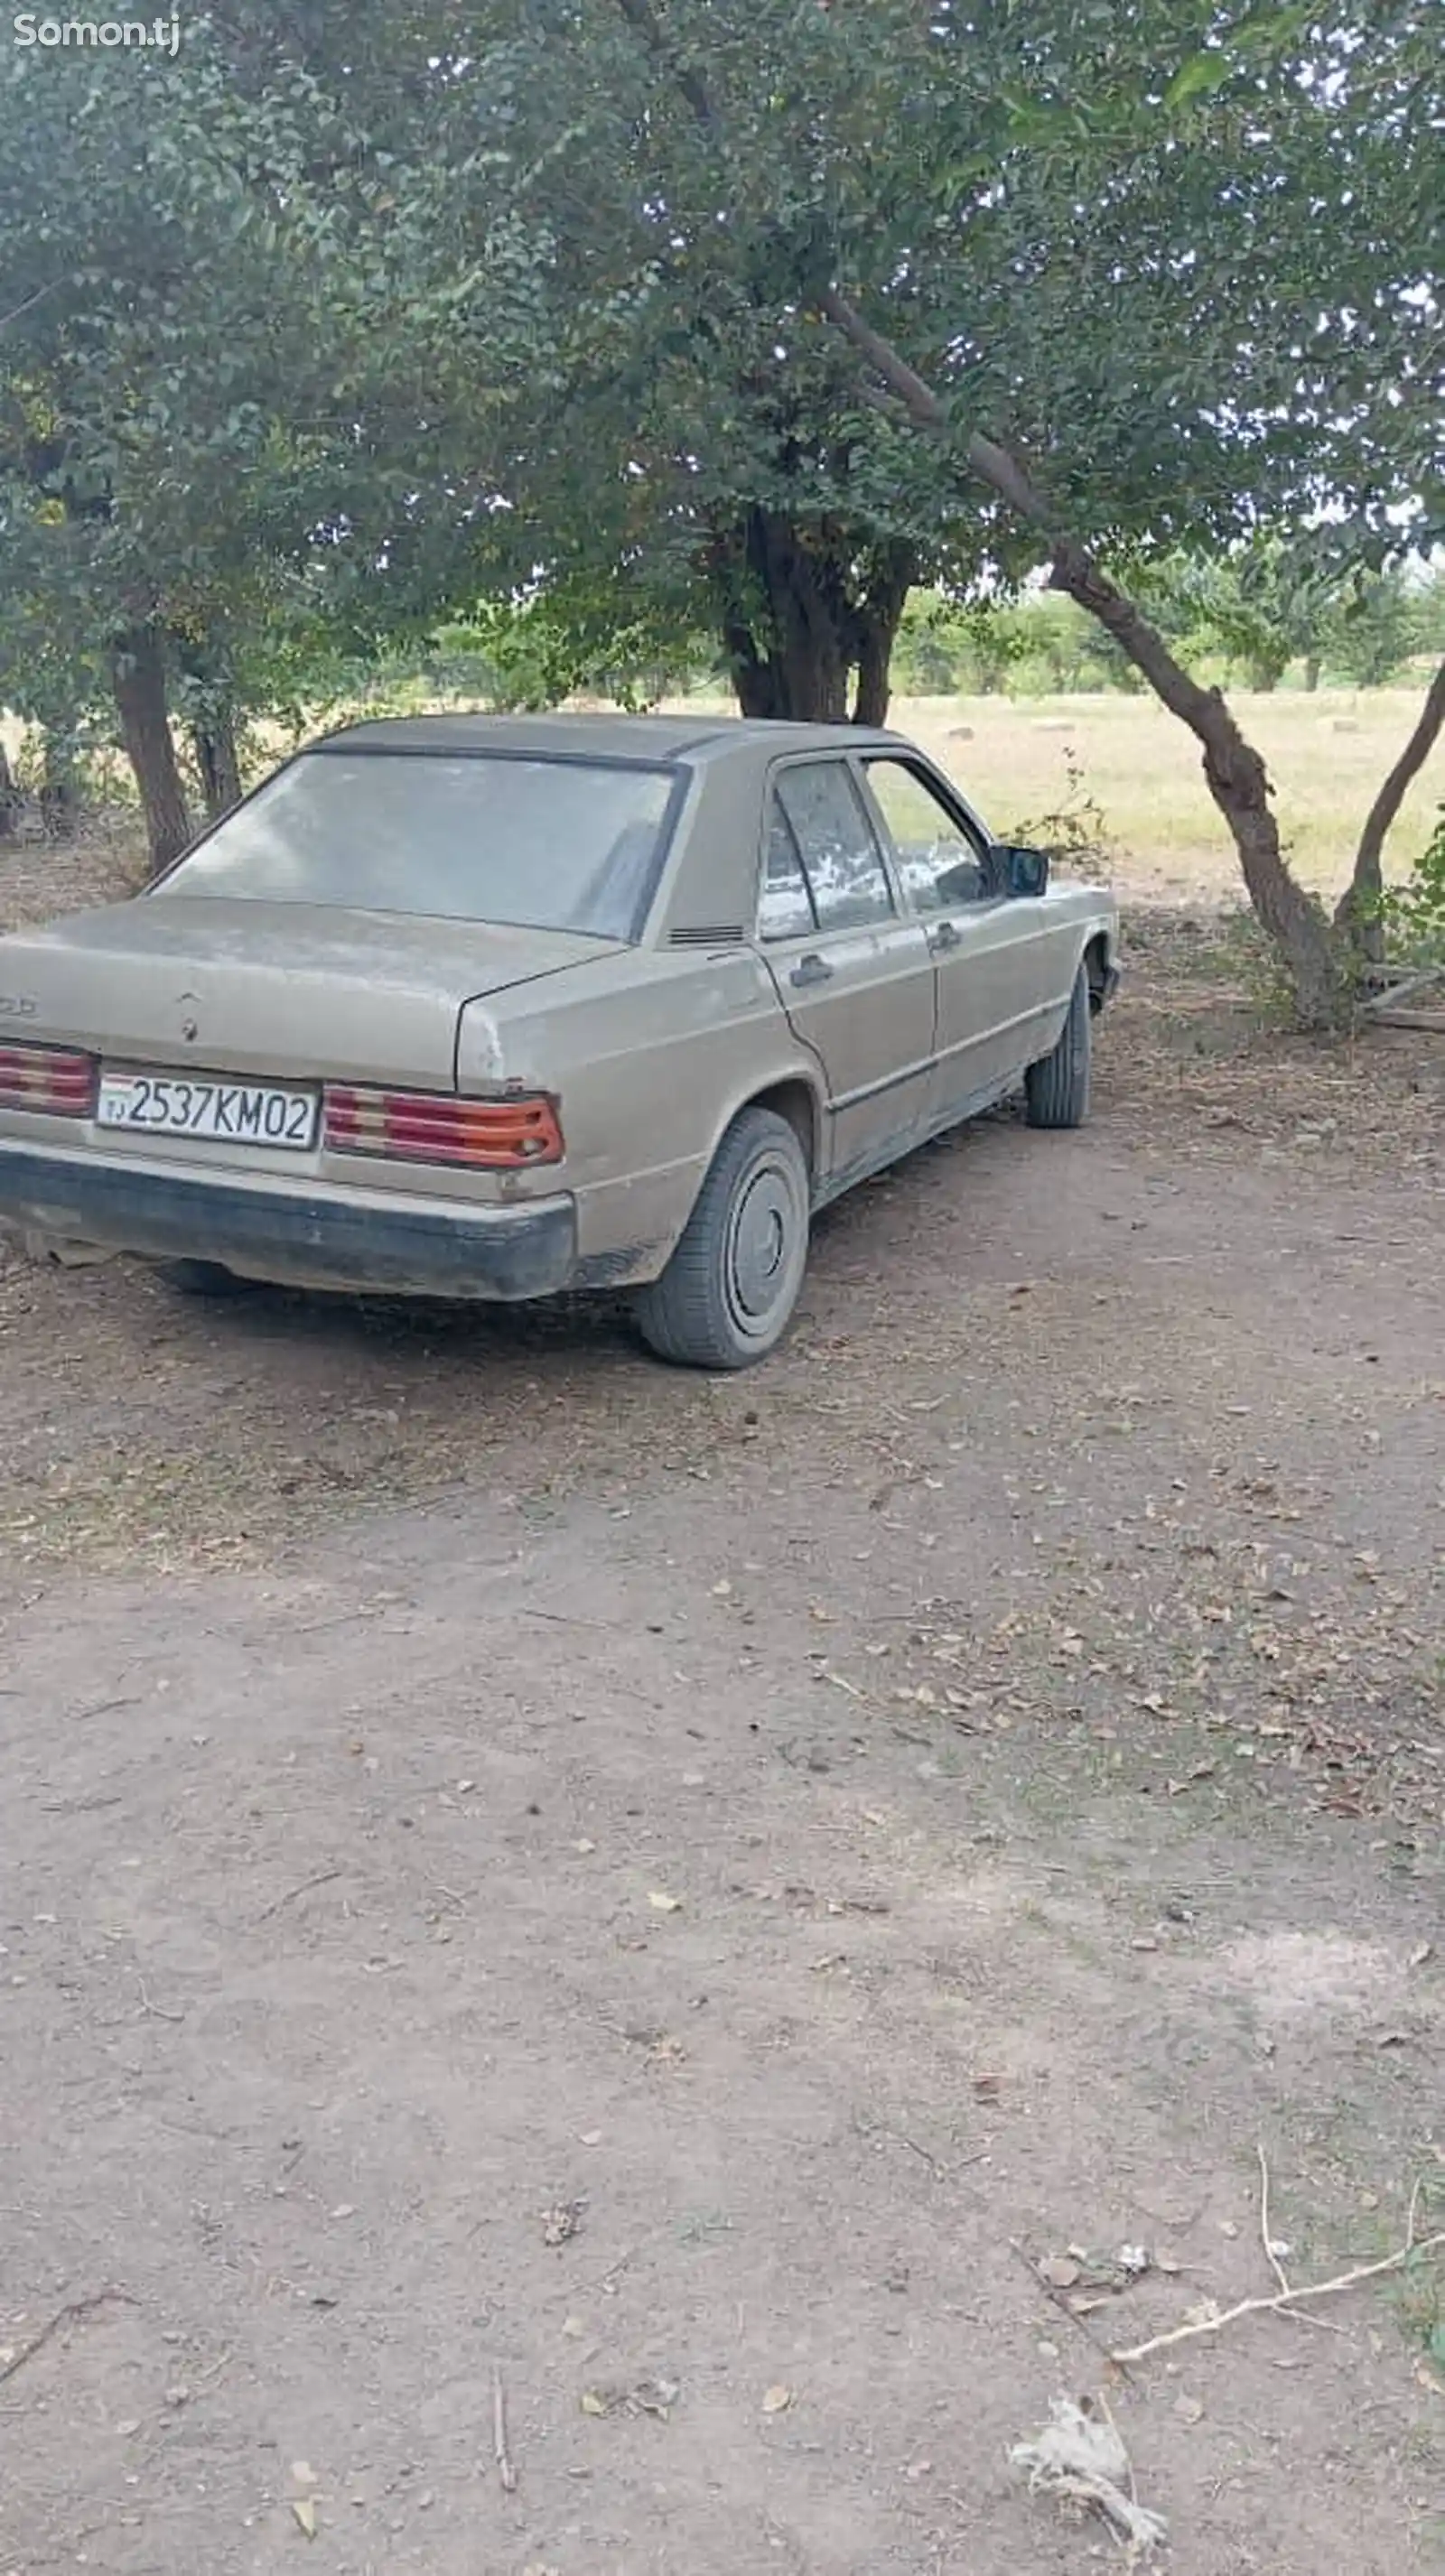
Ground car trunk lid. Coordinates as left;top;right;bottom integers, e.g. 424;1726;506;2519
0;898;623;1088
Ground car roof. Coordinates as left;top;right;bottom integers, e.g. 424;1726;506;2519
313;711;910;764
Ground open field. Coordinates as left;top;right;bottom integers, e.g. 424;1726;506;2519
903;684;1445;904
0;835;1443;2573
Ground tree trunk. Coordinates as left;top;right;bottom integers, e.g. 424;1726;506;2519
190;702;243;822
710;510;912;725
112;625;191;872
850;628;891;725
1334;654;1445;965
0;739;18;840
1304;655;1322;693
1047;539;1341;1017
818;289;1344;1026
38;730;79;841
714;508;850;720
848;540;913;727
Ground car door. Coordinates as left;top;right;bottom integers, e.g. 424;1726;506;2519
856;754;1072;1119
757;758;936;1193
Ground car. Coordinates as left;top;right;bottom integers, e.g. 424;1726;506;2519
0;712;1119;1368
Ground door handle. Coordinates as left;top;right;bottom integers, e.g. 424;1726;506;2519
789;952;834;988
928;919;962;953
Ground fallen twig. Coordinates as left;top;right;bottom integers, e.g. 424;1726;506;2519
0;2289;135;2385
592;2240;642;2297
135;1980;183;2023
1010;2240;1133;2378
1257;2143;1291;2301
517;1606;618;1630
1114;2179;1444;2367
880;2126;984;2181
256;1868;344;1924
1247;2151;1346;2337
492;2362;517;2491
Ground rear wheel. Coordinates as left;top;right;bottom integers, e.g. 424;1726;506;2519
635;1106;810;1370
1025;964;1091;1130
158;1259;256;1299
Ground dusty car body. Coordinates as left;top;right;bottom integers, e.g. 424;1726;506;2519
0;713;1119;1366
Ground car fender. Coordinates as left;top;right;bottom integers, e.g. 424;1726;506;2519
564;1041;827;1290
700;1045;829;1198
1020;896;1119;1065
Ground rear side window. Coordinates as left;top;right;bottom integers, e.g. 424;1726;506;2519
773;762;895;931
759;805;816;941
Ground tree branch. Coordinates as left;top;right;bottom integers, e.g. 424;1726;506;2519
1337;653;1445;950
818;285;1342;1009
819;288;1057;533
0;278;65;332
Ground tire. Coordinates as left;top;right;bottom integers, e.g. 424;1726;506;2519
635;1106;811;1370
1025;964;1092;1130
158;1258;256;1299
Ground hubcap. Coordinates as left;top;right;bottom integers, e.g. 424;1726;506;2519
725;1156;800;1332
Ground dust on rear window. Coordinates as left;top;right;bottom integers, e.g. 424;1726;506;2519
162;753;677;939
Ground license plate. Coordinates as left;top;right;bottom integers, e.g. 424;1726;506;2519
97;1068;318;1150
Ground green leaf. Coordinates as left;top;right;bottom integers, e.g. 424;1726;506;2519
1163;51;1232;108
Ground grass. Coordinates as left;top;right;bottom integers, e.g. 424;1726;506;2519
900;684;1444;902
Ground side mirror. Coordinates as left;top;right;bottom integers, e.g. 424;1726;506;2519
1000;843;1049;898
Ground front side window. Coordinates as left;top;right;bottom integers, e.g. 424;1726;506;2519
161;752;676;939
862;758;990;911
773;762;895;931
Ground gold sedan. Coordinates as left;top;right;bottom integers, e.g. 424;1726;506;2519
0;713;1118;1368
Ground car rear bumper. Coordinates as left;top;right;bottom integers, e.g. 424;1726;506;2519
0;1140;577;1302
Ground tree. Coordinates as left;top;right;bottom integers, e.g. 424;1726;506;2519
0;31;536;865
1325;568;1422;692
1138;541;1349;693
5;0;1440;1007
580;0;1440;1015
201;0;1039;725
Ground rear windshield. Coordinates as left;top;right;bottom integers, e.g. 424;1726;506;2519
162;751;677;939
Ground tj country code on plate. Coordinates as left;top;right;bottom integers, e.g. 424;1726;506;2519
97;1070;318;1149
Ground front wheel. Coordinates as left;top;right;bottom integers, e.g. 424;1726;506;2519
635;1106;811;1370
1025;964;1092;1130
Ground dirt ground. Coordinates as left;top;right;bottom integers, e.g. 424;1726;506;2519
1;867;1444;2573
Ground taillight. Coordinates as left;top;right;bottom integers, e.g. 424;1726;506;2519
323;1086;564;1170
0;1042;97;1118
